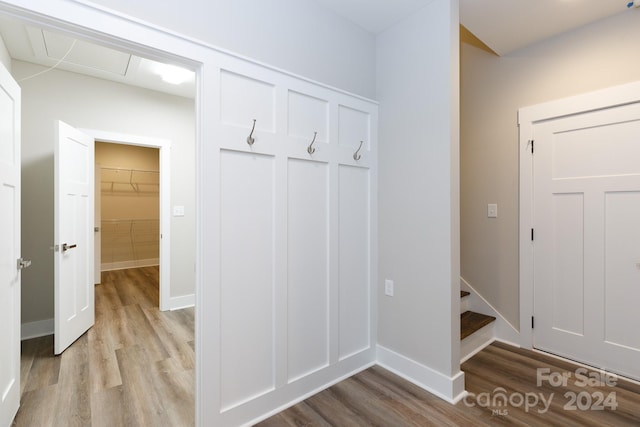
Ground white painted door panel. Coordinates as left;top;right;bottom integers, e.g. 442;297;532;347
338;165;370;360
0;61;21;427
219;150;275;410
287;159;330;381
55;121;95;355
212;60;376;425
534;102;640;380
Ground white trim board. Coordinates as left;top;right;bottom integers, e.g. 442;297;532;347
101;259;159;272
21;318;54;340
376;345;466;404
169;294;195;311
518;80;640;350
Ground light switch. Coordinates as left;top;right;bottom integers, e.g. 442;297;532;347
384;279;394;297
487;203;498;218
173;205;185;217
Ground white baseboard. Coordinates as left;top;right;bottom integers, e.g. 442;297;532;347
168;294;195;310
22;318;54;340
460;277;520;346
101;258;159;271
376;345;466;403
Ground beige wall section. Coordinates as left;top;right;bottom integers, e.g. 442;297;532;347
460;10;640;329
96;143;159;220
96;143;159;267
16;60;195;324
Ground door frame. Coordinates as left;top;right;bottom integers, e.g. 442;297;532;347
83;129;172;311
518;80;640;349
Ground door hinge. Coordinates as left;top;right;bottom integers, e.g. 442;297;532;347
532;316;535;329
531;228;534;241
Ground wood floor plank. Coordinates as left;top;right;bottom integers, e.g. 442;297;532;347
14;267;195;427
89;385;129;427
21;335;60;393
54;334;92;427
115;344;171;426
259;343;640;427
15;267;640;426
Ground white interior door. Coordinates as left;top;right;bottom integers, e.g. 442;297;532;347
0;62;22;427
54;121;95;355
533;101;640;380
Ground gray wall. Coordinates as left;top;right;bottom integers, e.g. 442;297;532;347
377;0;460;379
460;10;640;329
0;33;9;70
88;0;377;99
16;60;195;324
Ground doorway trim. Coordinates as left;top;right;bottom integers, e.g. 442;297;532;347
82;129;172;311
518;80;640;350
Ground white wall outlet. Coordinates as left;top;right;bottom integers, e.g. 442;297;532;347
384;279;394;297
487;203;498;218
173;205;185;217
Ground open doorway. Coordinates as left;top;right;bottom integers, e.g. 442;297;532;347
0;9;198;425
90;132;173;311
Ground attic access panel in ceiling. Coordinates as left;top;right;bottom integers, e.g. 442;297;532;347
27;27;131;76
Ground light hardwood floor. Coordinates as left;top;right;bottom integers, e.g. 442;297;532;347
258;342;640;426
14;270;640;426
13;267;195;427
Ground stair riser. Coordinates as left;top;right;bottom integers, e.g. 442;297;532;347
461;296;469;314
461;323;494;363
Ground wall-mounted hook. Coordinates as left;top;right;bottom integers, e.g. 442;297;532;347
307;131;318;155
353;140;364;161
247;119;257;145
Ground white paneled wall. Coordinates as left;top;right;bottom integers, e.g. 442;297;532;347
210;54;377;424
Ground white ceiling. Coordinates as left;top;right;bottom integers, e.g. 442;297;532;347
0;16;196;98
315;0;637;55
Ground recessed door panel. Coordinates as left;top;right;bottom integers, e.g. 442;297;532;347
220;70;275;133
287;159;329;381
551;193;585;336
220;150;276;409
605;192;640;351
288;91;328;144
339;105;370;150
338;165;370;360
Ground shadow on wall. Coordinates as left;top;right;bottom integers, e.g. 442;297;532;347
21;152;55;323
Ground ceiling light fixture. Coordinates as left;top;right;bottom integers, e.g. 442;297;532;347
155;63;193;85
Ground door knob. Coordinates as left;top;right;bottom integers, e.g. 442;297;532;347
62;243;77;252
17;258;32;270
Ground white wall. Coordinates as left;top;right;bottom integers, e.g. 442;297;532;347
86;0;376;99
0;32;9;70
377;0;463;400
15;60;195;324
460;9;640;330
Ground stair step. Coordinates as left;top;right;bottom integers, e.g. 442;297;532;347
460;290;470;298
461;311;496;340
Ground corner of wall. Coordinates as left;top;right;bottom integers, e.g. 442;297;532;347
0;33;11;72
376;345;466;403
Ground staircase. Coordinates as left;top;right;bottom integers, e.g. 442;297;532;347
460;290;495;362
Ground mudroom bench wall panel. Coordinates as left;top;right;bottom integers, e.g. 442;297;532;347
206;52;378;425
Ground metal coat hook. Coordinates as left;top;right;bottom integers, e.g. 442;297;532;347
353;140;364;161
247;119;257;146
307;132;318;155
